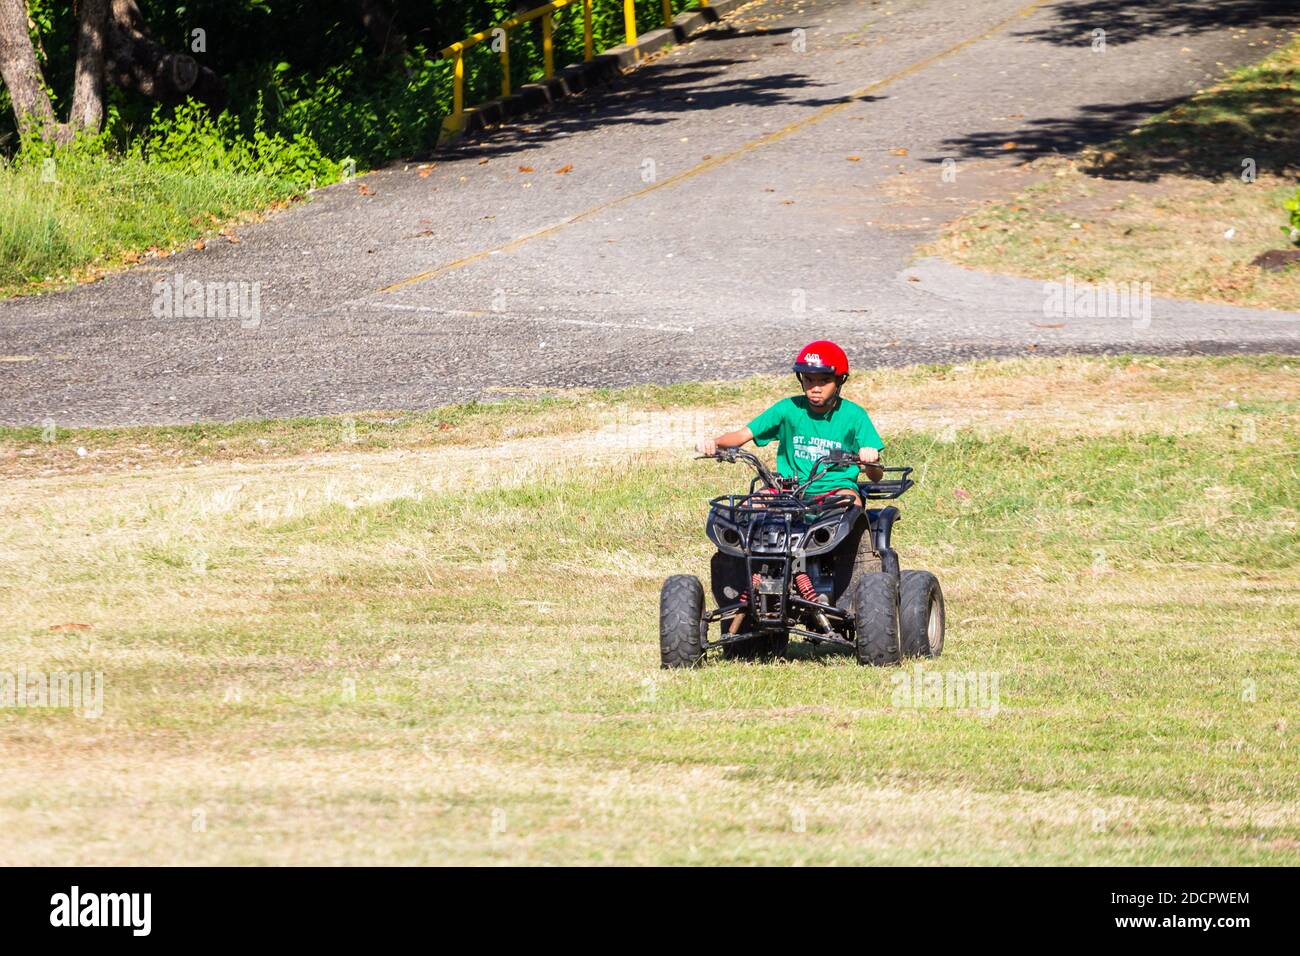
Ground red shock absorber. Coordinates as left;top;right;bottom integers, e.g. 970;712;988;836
794;572;817;602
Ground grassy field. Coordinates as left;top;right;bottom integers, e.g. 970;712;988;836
1;355;1297;864
929;33;1300;312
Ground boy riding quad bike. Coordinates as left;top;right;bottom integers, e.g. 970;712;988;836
660;341;945;667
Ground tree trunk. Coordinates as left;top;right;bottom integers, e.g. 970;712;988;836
68;0;109;134
0;0;57;139
352;0;407;58
105;0;225;111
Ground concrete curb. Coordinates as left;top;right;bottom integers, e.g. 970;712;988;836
439;0;752;148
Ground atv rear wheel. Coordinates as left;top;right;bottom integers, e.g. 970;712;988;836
900;570;944;658
853;572;901;666
660;575;706;669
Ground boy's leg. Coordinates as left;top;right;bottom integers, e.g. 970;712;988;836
813;486;862;509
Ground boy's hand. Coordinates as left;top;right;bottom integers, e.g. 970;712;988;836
859;447;881;464
696;438;718;456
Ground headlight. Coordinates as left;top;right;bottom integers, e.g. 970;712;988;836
802;516;850;556
707;513;747;557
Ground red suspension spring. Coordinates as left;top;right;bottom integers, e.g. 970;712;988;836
794;573;817;602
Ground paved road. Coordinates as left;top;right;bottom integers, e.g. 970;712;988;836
2;0;1298;425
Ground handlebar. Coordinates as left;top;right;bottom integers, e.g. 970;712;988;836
698;448;914;503
694;448;779;490
794;449;885;495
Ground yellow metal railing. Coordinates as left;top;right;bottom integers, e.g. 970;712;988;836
439;0;708;141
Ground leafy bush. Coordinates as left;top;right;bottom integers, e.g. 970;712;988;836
271;50;451;167
129;101;341;191
1283;187;1300;246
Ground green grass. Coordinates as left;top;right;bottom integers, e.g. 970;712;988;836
1;356;1297;864
0;148;314;298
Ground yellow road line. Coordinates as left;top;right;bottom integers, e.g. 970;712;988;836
380;0;1050;294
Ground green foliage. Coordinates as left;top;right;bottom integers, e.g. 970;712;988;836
128;101;341;190
1283;186;1300;246
272;52;451;167
3;0;707;167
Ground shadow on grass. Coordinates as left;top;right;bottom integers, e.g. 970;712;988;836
778;641;855;664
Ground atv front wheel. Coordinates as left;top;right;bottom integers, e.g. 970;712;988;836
853;572;901;666
660;575;706;669
900;570;944;658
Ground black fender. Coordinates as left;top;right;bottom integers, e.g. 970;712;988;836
867;507;901;582
709;551;749;608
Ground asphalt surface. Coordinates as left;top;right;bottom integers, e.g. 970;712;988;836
2;0;1298;426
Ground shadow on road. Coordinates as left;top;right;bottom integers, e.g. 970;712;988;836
936;3;1299;183
446;42;860;162
931;95;1188;165
934;72;1297;182
1013;0;1300;46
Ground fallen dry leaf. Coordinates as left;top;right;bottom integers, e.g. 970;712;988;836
49;623;92;632
889;147;908;156
1001;141;1018;150
193;240;206;251
846;155;861;161
357;184;374;196
478;158;489;165
418;168;432;178
1032;322;1065;329
518;165;534;173
555;164;574;174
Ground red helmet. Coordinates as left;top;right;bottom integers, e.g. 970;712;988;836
793;340;849;377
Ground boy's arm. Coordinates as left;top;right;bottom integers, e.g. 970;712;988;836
696;427;753;457
855;411;885;481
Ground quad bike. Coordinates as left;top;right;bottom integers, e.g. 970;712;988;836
660;448;944;667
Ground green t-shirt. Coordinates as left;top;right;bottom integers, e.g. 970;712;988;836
746;396;884;494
